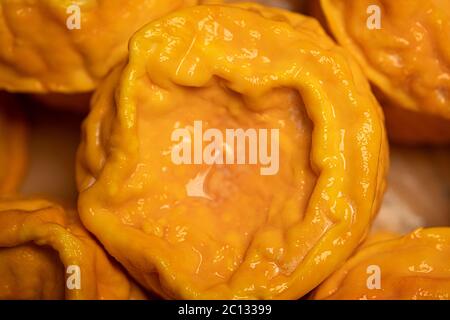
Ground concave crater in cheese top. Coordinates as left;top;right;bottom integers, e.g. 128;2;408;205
78;4;386;299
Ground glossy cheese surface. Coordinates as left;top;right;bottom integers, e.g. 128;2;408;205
77;4;388;299
0;198;147;300
320;0;450;119
313;228;450;300
0;0;197;93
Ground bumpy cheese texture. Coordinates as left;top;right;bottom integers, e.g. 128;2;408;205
313;228;450;300
319;0;450;144
0;0;197;93
0;93;27;194
0;198;147;300
77;4;388;299
0;244;65;299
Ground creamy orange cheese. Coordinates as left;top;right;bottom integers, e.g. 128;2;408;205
313;228;450;300
0;244;65;300
0;198;147;300
0;0;198;93
77;4;388;299
320;0;450;119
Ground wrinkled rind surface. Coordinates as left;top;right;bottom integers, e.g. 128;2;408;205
313;228;450;300
0;0;197;93
0;93;28;194
320;0;450;119
0;198;147;300
77;4;388;299
0;244;66;299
